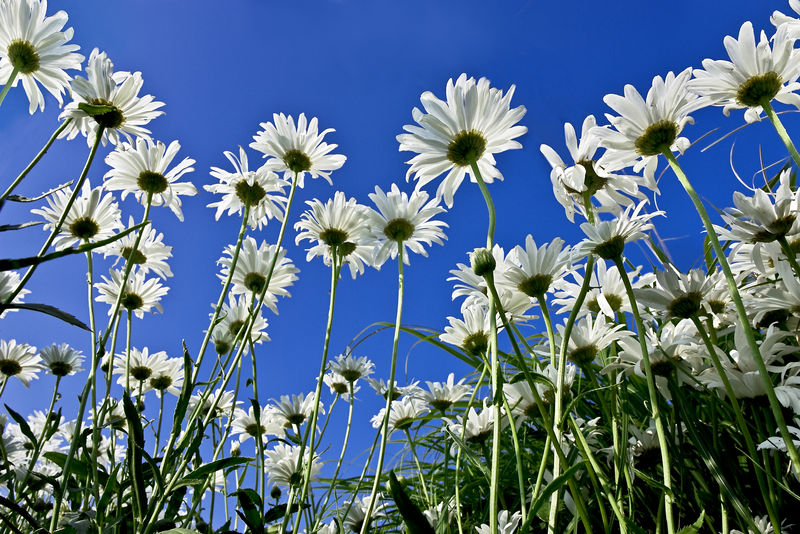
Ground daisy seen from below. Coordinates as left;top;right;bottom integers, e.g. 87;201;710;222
39;343;83;377
30;179;122;250
555;314;632;367
264;442;321;488
502;235;572;301
250;112;346;188
415;372;472;413
689;21;800;123
370;396;429;436
294;191;375;278
217;236;298;314
209;293;269;355
60;48;164;146
112;346;169;393
475;510;523;534
95;268;168;319
0;271;30;318
147;356;183;397
104;216;173;279
0;0;83;113
440;302;500;358
592;68;703;180
365;183;447;268
328;353;374;384
231;405;283;444
540;115;652;222
397;73;527;208
205;146;289;230
572;200;663;261
0;339;42;389
271;392;320;430
104;137;197;221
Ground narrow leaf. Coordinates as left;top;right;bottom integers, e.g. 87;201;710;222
5;180;72;203
1;303;89;331
0;221;43;232
388;471;435;534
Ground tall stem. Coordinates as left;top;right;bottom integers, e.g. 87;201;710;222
1;119;72;202
0;67;19;109
761;100;800;169
663;150;800;475
361;245;405;534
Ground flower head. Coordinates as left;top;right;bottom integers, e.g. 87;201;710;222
0;339;41;386
573;201;662;261
39;343;83;377
371;396;429;435
0;0;83;113
250;113;345;188
104;216;173;279
0;271;29;318
264;443;321;488
95;268;169;319
397;73;527;208
415;372;472;413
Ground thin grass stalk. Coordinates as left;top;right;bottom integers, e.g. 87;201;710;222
663;150;800;476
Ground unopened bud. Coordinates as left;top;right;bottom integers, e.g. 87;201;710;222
470;248;495;277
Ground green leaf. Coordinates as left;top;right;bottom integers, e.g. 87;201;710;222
78;101;115;116
0;495;40;530
234;489;264;534
183;457;252;482
388;471;435;534
158;530;204;534
677;511;705;534
42;452;108;486
527;463;583;518
0;221;43;232
4;405;37;449
0;303;90;330
123;393;148;522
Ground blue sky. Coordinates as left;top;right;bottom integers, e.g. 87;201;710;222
0;0;796;488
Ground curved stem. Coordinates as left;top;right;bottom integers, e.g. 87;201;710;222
664;150;800;476
1;119;72;202
761;100;800;169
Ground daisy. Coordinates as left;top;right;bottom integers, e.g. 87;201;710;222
209;293;269;355
263;443;321;488
414;372;472;413
440;303;500;358
0;339;41;387
572;201;663;261
323;371;360;399
555;314;632;367
147;356;183;397
95;268;169;319
0;0;82;113
475;510;523;534
231;405;283;443
689;21;800;123
188;389;239;423
250;112;346;188
104;138;197;221
502;235;572;300
540;115;652;222
446;398;503;444
370;396;429;435
366;378;422;401
328;353;374;383
397;73;527;208
104;216;173;279
773;0;800;36
31;179;122;250
635;267;719;320
342;494;387;533
205;146;289;230
592;68;703;180
39;343;83;377
747;261;800;328
217;237;299;313
0;270;29;317
113;346;169;393
59;48;164;146
271;392;321;429
365;183;447;268
294;191;375;278
504;363;576;418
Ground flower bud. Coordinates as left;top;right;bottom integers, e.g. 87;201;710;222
470;248;496;277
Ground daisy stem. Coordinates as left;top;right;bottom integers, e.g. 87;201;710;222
690;316;781;533
498;387;528;524
17;375;61;495
291;251;342;534
761;100;800;169
777;235;800;278
0;67;19;109
154;393;165;457
663;149;800;477
125;311;132;392
246;294;267;512
316;385;355;526
361;245;405;534
613;256;675;534
470;160;501;534
0;377;7;400
192;204;250;384
85;243;102;507
454;363;488;534
404;428;431;507
0;118;71;202
550;255;595;534
3;126;105;308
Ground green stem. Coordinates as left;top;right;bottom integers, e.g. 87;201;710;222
361;245;405;534
17;376;61;494
777;235;800;279
664;150;800;477
0;67;19;109
316;384;356;525
614;256;675;534
761;100;800;169
1;119;72;202
85;245;102;508
404;429;431;507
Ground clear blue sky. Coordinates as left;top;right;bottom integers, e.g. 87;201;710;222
0;0;794;481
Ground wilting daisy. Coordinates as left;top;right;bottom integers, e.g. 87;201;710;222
31;179;122;250
250;112;346;188
95;268;169;319
540;115;652;222
206;146;289;229
104;138;197;221
39;343;83;377
294;191;375;278
0;339;41;388
593;68;703;180
0;271;29;317
371;396;429;435
690;21;800;123
475;510;523;534
572;201;663;261
264;443;321;488
415;372;472;413
365;183;447;268
104;216;172;279
0;0;83;113
60;48;164;146
217;236;298;314
209;293;269;355
397;73;527;208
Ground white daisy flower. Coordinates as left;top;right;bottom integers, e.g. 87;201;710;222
188;389;239;423
31;179;122;250
0;339;41;387
104;216;173;279
205;146;289;230
209;293;269;355
271;392;321;429
593;68;703;181
635;267;720;320
95;268;169;319
690;21;800;123
328;353;374;383
323;371;360;400
414;372;472;413
366;378;422;401
104;138;197;221
397;73;527;208
0;270;30;318
0;0;83;113
59;48;164;146
773;0;800;35
475;510;523;534
365;183;447;268
371;396;429;435
439;303;500;358
250;112;346;188
147;355;183;397
294;191;376;278
231;405;283;443
555;314;632;367
540;115;652;222
504;363;576;418
264;442;321;488
113;346;169;393
217;236;298;314
343;494;387;533
572;201;663;261
39;343;83;377
503;235;572;300
446;398;503;444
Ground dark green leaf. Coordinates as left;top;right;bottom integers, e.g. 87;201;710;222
4;405;37;449
528;463;583;518
0;495;40;530
677;511;705;534
1;303;89;330
234;488;264;534
183;457;252;483
123;393;148;522
388;471;435;534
